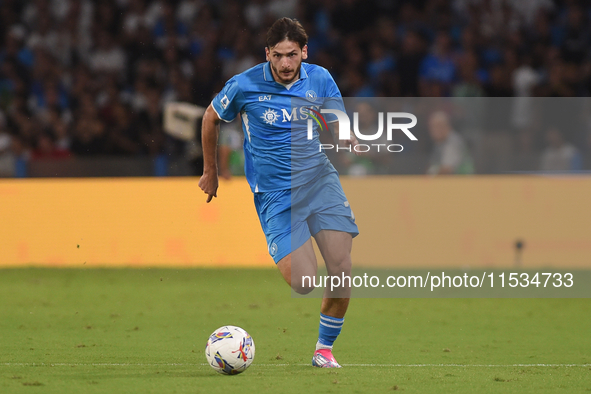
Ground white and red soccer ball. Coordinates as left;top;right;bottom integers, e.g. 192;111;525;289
205;325;255;375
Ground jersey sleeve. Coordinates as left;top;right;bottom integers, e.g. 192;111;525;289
320;68;346;123
211;77;245;122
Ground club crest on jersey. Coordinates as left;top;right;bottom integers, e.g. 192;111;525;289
305;90;317;102
261;108;279;125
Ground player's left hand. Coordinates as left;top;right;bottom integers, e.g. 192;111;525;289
198;171;219;203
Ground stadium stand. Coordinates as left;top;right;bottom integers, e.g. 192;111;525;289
0;0;590;176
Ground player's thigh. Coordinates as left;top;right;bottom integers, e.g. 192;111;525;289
254;189;318;289
254;189;305;264
276;237;318;285
313;229;353;275
305;168;358;274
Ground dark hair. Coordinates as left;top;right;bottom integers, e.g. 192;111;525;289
266;17;308;49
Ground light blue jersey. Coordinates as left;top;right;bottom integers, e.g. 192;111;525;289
211;62;345;192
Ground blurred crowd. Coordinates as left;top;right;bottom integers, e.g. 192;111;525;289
1;0;591;176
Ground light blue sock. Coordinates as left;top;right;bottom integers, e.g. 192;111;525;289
316;313;344;350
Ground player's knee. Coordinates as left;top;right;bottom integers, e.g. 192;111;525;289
288;259;317;294
292;283;315;295
327;256;352;277
291;274;316;295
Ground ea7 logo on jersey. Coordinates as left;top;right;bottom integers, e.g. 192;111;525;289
220;95;230;109
259;95;272;101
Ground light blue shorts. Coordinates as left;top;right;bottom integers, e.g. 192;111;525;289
254;166;359;264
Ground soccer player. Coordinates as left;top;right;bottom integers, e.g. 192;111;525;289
199;17;359;368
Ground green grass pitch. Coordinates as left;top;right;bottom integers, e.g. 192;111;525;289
1;268;590;393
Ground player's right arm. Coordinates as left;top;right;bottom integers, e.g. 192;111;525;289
198;104;221;203
198;77;245;203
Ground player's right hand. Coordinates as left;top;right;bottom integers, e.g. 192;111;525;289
346;133;363;156
198;172;219;203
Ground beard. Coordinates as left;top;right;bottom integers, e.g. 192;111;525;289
270;59;302;84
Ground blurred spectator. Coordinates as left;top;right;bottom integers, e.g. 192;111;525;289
31;132;70;160
484;64;513;97
136;89;165;155
88;30;126;76
556;4;590;65
330;0;377;34
222;33;257;80
106;102;141;155
398;30;426;97
420;30;457;96
452;51;484;97
0;111;15;176
427;111;474;175
1;25;34;68
540;127;582;172
342;68;375;98
511;54;540;131
366;42;396;88
177;0;203;27
70;94;106;155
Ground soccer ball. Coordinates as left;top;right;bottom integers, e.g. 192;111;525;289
205;325;255;375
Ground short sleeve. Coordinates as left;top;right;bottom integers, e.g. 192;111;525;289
321;68;345;123
211;77;245;122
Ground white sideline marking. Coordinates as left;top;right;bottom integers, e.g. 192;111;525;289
1;363;590;368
